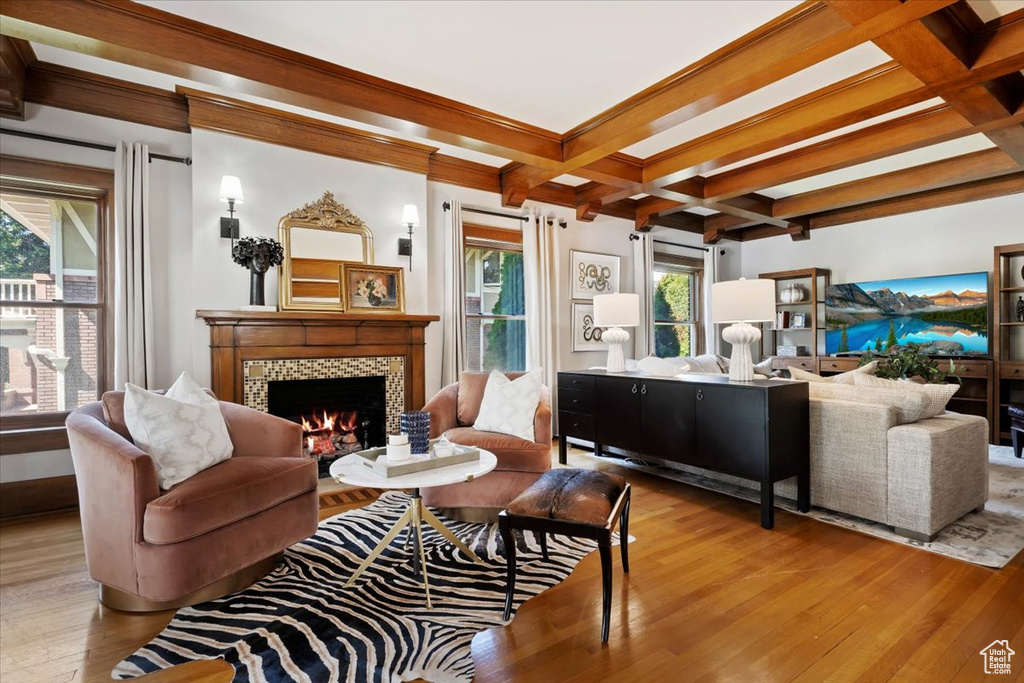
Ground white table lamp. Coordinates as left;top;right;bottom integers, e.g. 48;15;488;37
711;278;775;382
594;293;639;373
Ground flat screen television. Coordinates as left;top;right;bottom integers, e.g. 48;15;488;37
824;271;989;357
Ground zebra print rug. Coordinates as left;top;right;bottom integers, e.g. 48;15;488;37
113;491;608;682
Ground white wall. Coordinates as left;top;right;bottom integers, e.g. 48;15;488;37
188;130;429;384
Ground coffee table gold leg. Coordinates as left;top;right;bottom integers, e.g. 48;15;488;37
421;505;483;564
410;498;432;608
345;506;413;588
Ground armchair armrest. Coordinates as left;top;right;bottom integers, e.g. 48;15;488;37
424;382;460;438
534;385;552;447
219;401;302;458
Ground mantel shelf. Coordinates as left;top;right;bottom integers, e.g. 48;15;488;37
196;310;440;325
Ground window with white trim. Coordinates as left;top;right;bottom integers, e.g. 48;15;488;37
652;255;703;358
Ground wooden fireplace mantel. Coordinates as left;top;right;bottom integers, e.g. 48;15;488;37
196;310;440;409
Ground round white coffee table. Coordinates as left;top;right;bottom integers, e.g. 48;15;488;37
329;449;497;607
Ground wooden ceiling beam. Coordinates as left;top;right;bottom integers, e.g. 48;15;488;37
25;61;189;132
0;36;34;120
0;0;563;167
704;103;1024;201
737;172;1024;240
556;0;957;174
830;0;1024;162
770;147;1021;218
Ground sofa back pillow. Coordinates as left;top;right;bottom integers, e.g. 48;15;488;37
808;382;929;424
473;368;543;441
853;373;959;419
124;372;234;489
790;360;878;385
457;371;524;426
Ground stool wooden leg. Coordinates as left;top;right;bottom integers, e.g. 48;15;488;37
619;493;630;574
539;531;549;561
500;524;516;621
599;540;612;643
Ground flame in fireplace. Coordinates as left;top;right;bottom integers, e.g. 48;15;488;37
300;409;361;458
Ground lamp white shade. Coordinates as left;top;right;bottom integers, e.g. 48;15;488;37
218;175;244;204
401;204;420;227
711;278;775;323
594;292;640;328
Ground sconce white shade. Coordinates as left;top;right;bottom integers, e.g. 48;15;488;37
711;278;775;323
594;293;640;328
401;204;420;227
218;175;244;204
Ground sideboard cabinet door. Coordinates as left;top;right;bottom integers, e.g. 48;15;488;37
695;385;766;479
595;376;642;452
641;380;697;465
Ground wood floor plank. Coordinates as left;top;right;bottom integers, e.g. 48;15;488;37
1;442;1019;683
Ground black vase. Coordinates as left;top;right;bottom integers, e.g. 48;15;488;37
249;269;266;306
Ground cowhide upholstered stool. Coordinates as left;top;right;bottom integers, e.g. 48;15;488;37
498;468;631;643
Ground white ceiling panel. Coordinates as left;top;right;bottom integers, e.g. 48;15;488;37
140;0;801;132
966;0;1022;22
550;175;590;186
684;206;720;216
756;134;998;198
621;42;891;158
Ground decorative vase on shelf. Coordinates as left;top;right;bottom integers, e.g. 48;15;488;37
781;284;806;303
232;236;284;308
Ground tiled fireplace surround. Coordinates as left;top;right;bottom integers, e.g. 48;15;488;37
196;310;439;435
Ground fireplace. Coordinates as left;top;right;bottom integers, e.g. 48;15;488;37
267;375;387;477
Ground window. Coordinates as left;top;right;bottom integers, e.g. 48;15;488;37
1;157;112;451
464;232;526;373
652;257;702;358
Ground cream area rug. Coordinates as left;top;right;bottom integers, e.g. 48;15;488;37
588;445;1023;568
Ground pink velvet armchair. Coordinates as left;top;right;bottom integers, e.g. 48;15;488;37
66;391;319;611
421;372;552;517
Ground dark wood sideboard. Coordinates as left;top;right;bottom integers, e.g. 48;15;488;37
558;370;810;529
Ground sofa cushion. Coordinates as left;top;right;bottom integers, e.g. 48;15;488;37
144;456;317;545
443;426;549;473
808;382;929;424
474;369;543;441
457;371;525;426
853;374;959;419
790;360;878;385
102;385;217;443
506;469;626;526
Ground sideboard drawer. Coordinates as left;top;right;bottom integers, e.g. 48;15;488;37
819;357;859;373
1001;363;1024;380
559;412;595;441
558;374;595;391
560;387;595;414
773;356;817;371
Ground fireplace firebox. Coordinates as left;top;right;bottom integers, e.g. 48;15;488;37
267;375;387;477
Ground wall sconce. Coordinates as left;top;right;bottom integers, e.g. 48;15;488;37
219;175;244;240
398;204;419;271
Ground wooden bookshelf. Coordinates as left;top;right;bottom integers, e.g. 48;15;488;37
759;267;830;368
994;243;1024;445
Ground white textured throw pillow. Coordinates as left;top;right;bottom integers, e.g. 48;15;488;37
473;369;543;441
853;373;959;419
790;360;878;385
124;372;234;489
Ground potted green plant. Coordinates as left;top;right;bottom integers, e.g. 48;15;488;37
859;343;958;384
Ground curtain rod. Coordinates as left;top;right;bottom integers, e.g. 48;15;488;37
442;201;530;222
629;233;724;255
0;129;193;165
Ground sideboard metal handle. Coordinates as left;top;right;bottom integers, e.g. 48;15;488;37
631;384;638;394
641;385;647;395
696;389;704;401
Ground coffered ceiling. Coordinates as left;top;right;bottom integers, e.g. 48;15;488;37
1;0;1021;243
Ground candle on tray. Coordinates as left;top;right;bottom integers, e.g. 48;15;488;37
387;434;411;462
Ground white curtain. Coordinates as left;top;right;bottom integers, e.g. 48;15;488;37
632;233;655;358
441;200;467;386
523;211;559;399
113;142;154;389
703;245;721;355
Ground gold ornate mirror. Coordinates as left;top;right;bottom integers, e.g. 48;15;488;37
278;191;374;311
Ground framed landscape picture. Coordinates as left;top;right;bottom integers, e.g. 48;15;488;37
572;303;608;352
570;250;620;300
339;263;405;313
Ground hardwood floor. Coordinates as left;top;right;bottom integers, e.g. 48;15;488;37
1;443;1021;682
